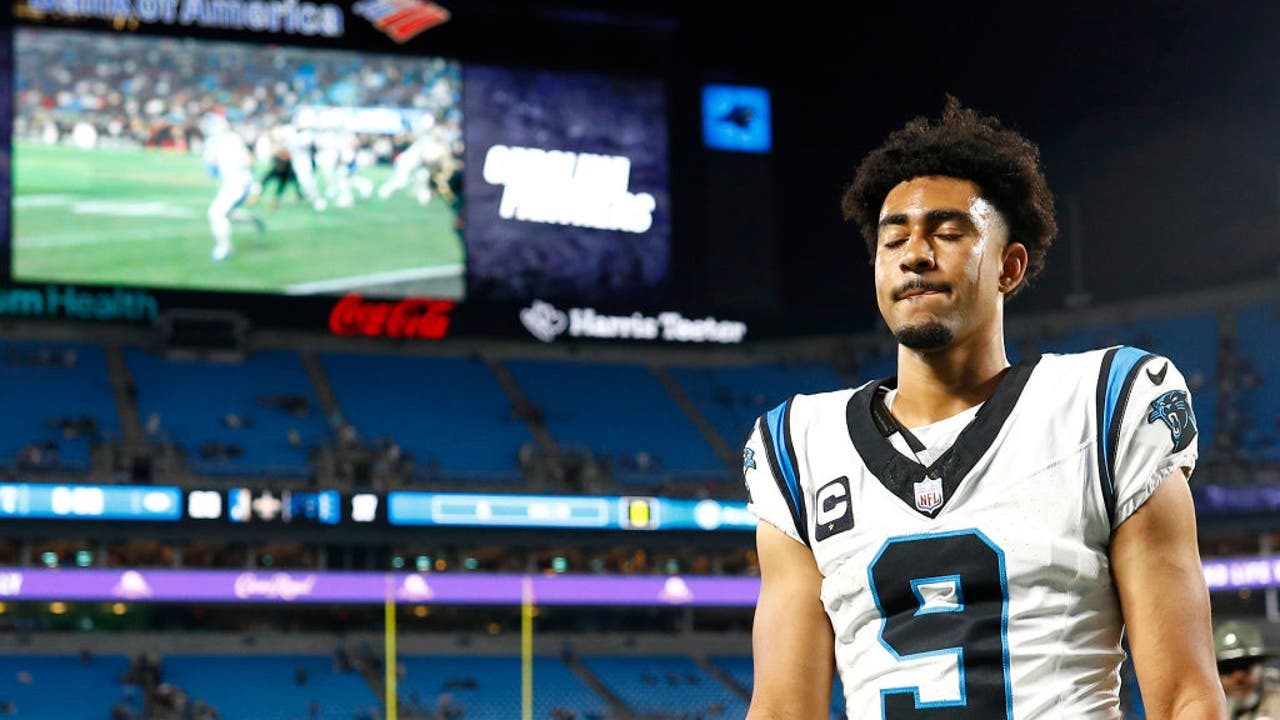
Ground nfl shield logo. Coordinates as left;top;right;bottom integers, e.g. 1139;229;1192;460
914;476;945;514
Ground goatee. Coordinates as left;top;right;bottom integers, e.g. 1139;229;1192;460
894;322;953;350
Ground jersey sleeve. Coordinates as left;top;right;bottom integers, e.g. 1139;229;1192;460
1098;349;1199;529
743;403;809;547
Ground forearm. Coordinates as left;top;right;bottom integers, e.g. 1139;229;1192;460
1168;695;1230;720
745;706;817;720
1113;471;1228;720
749;524;834;720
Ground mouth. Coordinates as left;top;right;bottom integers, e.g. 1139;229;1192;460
895;286;950;301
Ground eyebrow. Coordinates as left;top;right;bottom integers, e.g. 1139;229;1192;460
877;208;974;229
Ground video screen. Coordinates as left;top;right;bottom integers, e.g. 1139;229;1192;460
0;27;10;260
462;66;671;305
11;26;465;299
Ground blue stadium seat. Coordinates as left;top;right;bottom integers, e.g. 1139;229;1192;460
321;353;532;478
668;362;846;450
855;351;897;385
0;654;132;720
1237;302;1280;461
398;655;608;719
125;349;326;476
580;655;747;718
1033;313;1218;453
0;342;118;472
163;655;379;720
507;359;724;475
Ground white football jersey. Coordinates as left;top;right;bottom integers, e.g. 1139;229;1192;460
743;347;1199;719
204;132;253;188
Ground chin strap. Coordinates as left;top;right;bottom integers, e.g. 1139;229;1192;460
872;386;927;454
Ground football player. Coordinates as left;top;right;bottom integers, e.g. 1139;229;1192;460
378;115;449;205
1215;621;1280;719
743;98;1226;719
201;114;263;262
325;132;375;209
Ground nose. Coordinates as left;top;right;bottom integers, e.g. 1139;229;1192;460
899;232;936;273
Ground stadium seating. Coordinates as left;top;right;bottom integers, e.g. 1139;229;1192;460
0;341;118;472
125;348;327;476
711;655;846;720
580;655;747;718
506;359;724;476
162;655;378;720
853;351;898;386
1032;313;1218;452
320;353;532;479
0;654;132;720
399;655;608;719
1236;302;1280;461
668;362;847;449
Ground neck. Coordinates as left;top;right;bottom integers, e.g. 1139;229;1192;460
892;318;1010;428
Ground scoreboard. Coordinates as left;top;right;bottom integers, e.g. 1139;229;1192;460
0;2;782;345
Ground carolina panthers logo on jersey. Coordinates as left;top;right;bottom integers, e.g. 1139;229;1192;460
1147;389;1197;453
743;447;756;472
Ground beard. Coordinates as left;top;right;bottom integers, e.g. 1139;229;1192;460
894;321;954;350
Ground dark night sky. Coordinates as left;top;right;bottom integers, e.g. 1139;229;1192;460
668;1;1280;333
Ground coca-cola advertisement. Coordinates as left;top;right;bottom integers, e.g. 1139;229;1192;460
328;294;454;339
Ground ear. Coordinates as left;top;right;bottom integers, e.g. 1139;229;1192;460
998;242;1028;295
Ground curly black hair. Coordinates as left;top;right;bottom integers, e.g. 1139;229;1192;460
841;96;1057;297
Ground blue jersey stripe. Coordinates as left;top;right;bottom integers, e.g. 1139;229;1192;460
1101;346;1152;497
765;400;802;518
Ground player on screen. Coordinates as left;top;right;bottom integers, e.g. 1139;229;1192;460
201;114;264;262
257;127;306;211
377;115;450;205
320;131;375;209
275;123;327;212
742;98;1227;719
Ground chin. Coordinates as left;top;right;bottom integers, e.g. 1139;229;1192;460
893;321;954;351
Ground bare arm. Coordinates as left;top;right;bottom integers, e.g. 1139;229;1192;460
746;522;835;720
1111;468;1227;720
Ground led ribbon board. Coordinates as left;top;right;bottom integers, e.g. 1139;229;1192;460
387;492;756;531
0;483;181;521
0;569;760;607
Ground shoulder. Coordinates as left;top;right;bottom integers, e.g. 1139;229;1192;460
1034;346;1117;377
789;384;867;413
1033;345;1181;392
766;383;871;433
